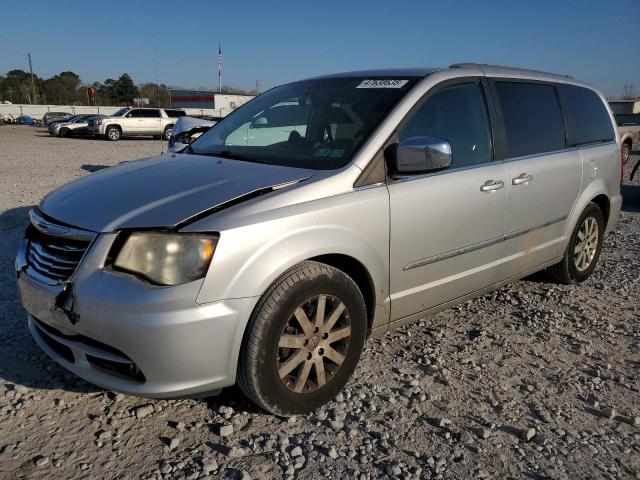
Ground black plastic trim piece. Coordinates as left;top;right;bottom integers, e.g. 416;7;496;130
404;215;567;270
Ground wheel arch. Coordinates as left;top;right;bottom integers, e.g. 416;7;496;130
591;193;610;229
563;179;612;242
308;253;376;332
196;224;389;331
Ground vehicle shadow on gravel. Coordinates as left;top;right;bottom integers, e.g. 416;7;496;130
621;183;640;213
199;386;265;416
0;206;101;394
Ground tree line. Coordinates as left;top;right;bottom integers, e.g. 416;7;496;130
0;70;256;107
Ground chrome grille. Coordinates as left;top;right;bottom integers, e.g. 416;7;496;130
25;224;92;282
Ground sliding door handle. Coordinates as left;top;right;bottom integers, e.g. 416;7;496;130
480;180;504;192
512;173;533;185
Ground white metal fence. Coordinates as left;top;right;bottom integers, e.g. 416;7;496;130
0;104;221;119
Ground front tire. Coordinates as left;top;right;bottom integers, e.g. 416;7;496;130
105;125;121;141
546;203;604;284
163;125;173;141
238;261;367;415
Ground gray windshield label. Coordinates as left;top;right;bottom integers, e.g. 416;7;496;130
356;79;408;89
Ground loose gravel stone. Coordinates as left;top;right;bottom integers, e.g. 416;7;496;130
133;405;154;419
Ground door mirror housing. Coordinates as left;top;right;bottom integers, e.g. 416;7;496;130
386;136;452;175
250;116;268;129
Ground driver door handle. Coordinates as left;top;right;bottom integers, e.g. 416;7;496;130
512;173;534;185
480;179;504;192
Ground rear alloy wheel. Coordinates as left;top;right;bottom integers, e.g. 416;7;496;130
546;202;604;283
622;142;631;165
238;261;367;415
574;216;599;272
106;126;121;141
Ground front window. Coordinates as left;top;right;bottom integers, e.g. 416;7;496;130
190;77;418;169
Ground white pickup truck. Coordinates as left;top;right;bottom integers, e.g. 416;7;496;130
88;107;186;141
616;114;640;164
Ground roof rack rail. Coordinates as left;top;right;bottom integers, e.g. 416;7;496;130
449;63;573;79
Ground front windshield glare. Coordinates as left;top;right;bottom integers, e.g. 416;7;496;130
190;77;417;169
112;108;130;117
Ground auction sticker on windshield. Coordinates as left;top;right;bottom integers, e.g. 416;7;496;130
356;79;409;88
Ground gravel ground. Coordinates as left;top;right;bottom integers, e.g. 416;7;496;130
0;125;638;480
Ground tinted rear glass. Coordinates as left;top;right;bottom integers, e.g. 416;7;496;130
614;113;640;126
165;110;186;118
558;85;614;146
129;109;161;118
494;81;565;158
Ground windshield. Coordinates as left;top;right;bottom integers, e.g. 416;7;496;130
190;77;418;169
111;108;130;117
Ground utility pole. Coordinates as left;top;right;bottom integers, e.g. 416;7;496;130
26;53;37;104
255;80;260;95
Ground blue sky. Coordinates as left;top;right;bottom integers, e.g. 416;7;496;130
1;0;638;98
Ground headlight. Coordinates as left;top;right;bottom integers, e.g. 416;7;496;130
94;119;102;125
113;232;218;285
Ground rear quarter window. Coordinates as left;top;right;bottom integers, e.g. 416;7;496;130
558;85;615;146
493;81;566;159
165;110;186;118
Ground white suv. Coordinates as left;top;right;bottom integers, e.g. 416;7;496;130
89;107;185;141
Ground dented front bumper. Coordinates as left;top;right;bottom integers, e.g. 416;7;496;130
16;234;256;398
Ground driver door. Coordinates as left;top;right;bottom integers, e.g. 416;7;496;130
388;79;509;321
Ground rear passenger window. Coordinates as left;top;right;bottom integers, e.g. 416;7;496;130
494;82;565;158
399;82;492;168
165;110;186;118
558;85;615;146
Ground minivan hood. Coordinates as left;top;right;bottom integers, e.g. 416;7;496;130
40;154;312;232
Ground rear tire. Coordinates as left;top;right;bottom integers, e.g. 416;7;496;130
105;125;121;141
238;261;367;415
546;203;604;284
622;142;631;165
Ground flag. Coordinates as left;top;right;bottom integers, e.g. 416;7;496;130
217;43;222;93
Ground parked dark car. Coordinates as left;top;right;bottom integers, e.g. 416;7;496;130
43;112;72;125
66;115;106;137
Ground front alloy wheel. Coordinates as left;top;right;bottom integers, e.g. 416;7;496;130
106;126;121;141
277;294;351;394
238;261;367;415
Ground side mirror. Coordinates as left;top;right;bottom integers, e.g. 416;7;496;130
250;116;268;129
386;136;452;175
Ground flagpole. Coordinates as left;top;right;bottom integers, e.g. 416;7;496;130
218;42;222;93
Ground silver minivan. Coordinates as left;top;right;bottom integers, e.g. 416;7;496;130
16;64;622;415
